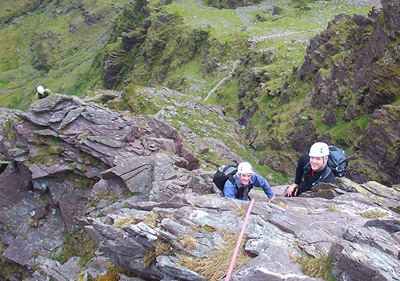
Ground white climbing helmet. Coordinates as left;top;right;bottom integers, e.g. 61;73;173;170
36;85;45;94
237;162;253;175
309;142;329;157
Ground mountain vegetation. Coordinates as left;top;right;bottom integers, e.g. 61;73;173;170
1;0;397;187
1;1;400;278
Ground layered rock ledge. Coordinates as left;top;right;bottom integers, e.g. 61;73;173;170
0;94;399;280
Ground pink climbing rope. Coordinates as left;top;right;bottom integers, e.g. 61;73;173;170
225;198;255;281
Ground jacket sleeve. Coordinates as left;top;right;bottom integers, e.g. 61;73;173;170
223;179;237;198
294;154;309;184
253;174;274;199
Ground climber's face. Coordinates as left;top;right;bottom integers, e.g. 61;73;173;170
310;156;328;171
238;173;252;186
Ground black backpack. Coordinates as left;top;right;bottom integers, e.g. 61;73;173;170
213;164;238;193
212;164;253;198
327;145;348;177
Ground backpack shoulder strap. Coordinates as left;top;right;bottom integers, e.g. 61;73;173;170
303;161;311;171
228;175;238;189
321;166;332;182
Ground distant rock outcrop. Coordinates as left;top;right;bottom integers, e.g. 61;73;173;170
297;10;395;114
355;104;400;184
204;0;264;9
1;93;399;280
251;0;400;185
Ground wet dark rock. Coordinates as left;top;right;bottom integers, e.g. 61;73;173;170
382;0;400;38
364;218;400;234
343;105;359;121
205;0;263;9
289;122;317;154
357;105;400;185
121;29;146;51
101;47;127;89
239;104;258;126
322;110;337;127
272;6;281;15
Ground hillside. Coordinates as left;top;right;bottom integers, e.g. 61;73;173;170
1;0;400;279
0;0;128;108
0;93;399;280
2;0;398;187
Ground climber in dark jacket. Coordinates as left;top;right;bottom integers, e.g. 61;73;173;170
286;142;335;197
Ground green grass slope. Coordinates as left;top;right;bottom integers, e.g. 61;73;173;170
0;0;128;109
3;0;394;185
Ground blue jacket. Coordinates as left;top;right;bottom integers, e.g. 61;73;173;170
223;173;275;201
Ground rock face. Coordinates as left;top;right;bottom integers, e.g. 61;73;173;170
0;94;199;278
297;11;394;114
274;0;400;185
79;179;400;281
356;105;400;183
1;93;400;280
382;0;400;38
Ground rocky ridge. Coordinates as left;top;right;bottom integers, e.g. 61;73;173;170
292;0;400;184
0;92;399;280
230;0;400;186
